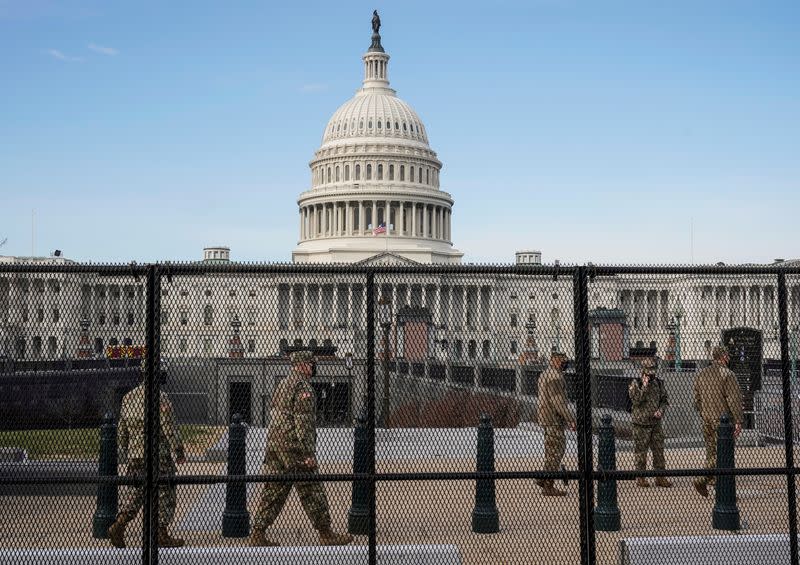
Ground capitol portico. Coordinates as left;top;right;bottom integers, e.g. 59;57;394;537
292;21;461;264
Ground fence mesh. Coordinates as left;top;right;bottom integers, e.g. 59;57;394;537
0;264;797;564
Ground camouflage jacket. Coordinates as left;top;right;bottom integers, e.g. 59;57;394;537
267;368;317;461
118;383;185;462
628;377;668;426
537;367;575;428
693;362;744;425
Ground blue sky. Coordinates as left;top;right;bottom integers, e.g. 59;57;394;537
1;0;797;265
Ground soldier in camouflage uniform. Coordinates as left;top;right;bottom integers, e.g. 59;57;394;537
692;345;743;497
536;350;576;497
108;358;186;548
628;358;672;488
249;350;353;547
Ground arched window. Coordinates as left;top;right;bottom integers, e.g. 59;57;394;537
386;120;390;129
366;164;372;180
403;122;407;132
335;166;340;182
368;120;373;129
468;340;477;359
203;304;213;326
377;121;382;129
395;121;399;130
47;336;57;356
400;165;405;181
344;165;350;181
482;340;491;359
389;164;394;180
327;167;331;183
454;340;463;359
418;168;423;183
410;166;415;182
359;120;363;129
377;164;383;180
355;164;361;180
426;169;430;184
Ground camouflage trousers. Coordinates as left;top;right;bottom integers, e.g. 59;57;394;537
543;426;566;472
252;449;332;532
632;423;665;471
698;420;720;487
118;457;177;527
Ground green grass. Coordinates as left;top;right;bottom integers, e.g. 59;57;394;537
0;425;225;460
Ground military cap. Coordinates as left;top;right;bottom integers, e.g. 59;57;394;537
290;350;315;364
712;345;729;361
641;357;657;375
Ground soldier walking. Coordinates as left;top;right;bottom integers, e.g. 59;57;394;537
628;358;672;488
536;350;576;497
692;345;743;497
249;350;353;547
108;359;186;548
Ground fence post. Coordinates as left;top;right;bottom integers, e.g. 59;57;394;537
712;414;740;531
471;413;500;533
92;412;118;538
143;264;160;561
573;266;595;565
777;270;800;565
348;407;370;535
365;271;377;565
222;413;250;537
594;415;620;531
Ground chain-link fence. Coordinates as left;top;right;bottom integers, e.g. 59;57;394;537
0;263;798;564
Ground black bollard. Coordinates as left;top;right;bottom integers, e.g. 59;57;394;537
92;412;118;538
347;407;369;535
222;413;250;537
712;414;740;531
471;413;500;533
594;414;621;531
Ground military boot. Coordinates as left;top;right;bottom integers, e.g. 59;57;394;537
654;477;673;488
319;527;354;546
158;527;185;548
541;480;567;497
693;478;709;498
636;477;651;488
107;516;128;548
249;528;279;547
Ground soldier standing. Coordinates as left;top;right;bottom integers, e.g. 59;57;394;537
536;350;576;496
249;350;353;547
108;359;186;548
628;358;672;488
692;345;743;497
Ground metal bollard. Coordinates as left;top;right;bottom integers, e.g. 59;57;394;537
222;413;251;537
92;412;118;538
594;414;621;531
712;414;740;531
471;413;500;533
347;407;369;535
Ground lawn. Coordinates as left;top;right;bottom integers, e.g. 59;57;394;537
0;425;225;460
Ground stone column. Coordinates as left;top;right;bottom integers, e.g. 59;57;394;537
346;202;351;236
303;285;309;328
412;203;417;236
387;202;392;235
288;285;295;329
423;205;429;238
399;202;405;236
358;201;364;235
372;200;378;230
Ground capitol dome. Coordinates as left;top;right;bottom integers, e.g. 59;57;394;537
292;15;462;264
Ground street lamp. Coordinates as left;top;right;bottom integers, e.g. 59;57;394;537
673;302;685;371
378;297;392;428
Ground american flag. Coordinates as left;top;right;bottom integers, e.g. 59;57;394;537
373;222;386;235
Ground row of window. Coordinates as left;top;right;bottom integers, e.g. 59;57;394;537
12;307;60;324
162;288;258;298
314;162;437;186
328;117;424;139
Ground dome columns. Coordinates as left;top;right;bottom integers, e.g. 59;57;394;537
298;199;452;243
